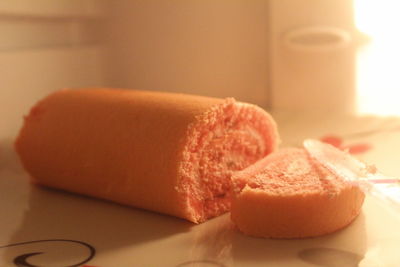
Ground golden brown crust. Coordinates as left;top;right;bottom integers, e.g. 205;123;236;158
231;186;364;238
15;89;223;220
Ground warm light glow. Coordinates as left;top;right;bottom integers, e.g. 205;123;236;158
355;0;400;115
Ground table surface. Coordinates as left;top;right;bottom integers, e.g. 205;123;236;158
1;111;400;267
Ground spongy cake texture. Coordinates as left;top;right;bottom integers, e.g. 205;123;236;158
231;148;365;238
15;88;279;223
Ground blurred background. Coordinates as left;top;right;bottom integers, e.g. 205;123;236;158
1;0;400;140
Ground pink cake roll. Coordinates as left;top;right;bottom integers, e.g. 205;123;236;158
231;148;365;238
15;88;279;223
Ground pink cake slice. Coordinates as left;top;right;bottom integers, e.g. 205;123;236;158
231;148;365;238
15;88;279;223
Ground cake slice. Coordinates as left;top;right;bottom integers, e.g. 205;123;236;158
231;148;365;238
15;88;279;223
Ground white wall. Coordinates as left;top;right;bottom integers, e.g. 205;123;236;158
1;0;271;140
0;0;106;140
104;0;357;114
104;0;271;108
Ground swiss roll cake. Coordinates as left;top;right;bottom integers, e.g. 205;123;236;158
15;88;279;223
231;148;365;238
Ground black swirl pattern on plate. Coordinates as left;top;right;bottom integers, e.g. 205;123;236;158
298;247;363;267
0;239;95;267
175;260;226;267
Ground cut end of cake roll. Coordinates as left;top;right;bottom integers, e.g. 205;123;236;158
231;148;365;238
177;99;279;223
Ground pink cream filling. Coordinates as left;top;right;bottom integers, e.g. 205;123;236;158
177;99;277;223
232;148;351;197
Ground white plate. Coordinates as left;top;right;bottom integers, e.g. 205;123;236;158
1;113;400;267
